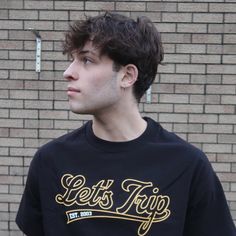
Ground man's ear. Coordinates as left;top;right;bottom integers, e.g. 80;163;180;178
120;64;138;88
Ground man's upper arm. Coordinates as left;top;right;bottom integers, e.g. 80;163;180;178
184;156;236;236
16;151;45;236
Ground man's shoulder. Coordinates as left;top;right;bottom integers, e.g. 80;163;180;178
37;121;89;155
152;120;208;164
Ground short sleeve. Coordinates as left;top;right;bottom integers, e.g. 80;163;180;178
16;151;45;236
183;155;236;236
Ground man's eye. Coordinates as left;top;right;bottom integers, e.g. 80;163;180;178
68;54;74;62
82;57;93;65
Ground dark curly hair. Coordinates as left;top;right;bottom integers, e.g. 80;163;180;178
63;12;164;102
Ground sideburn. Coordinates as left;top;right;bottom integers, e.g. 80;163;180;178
112;62;122;72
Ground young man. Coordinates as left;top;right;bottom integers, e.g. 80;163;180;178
16;12;235;236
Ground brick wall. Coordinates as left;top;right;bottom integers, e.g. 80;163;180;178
0;0;236;235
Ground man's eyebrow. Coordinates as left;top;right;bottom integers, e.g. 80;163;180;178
78;50;98;57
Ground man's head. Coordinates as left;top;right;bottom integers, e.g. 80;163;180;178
63;12;163;103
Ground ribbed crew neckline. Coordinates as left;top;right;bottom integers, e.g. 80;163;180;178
85;117;158;153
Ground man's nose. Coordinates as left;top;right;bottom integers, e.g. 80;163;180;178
63;62;77;81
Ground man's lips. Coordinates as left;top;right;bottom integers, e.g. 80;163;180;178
67;86;81;95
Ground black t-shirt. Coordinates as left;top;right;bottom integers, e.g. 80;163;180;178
16;117;236;236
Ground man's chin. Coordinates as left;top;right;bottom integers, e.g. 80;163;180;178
70;107;94;115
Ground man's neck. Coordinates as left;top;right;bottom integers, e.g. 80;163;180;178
92;108;147;142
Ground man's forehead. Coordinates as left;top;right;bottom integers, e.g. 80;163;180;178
77;41;101;56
